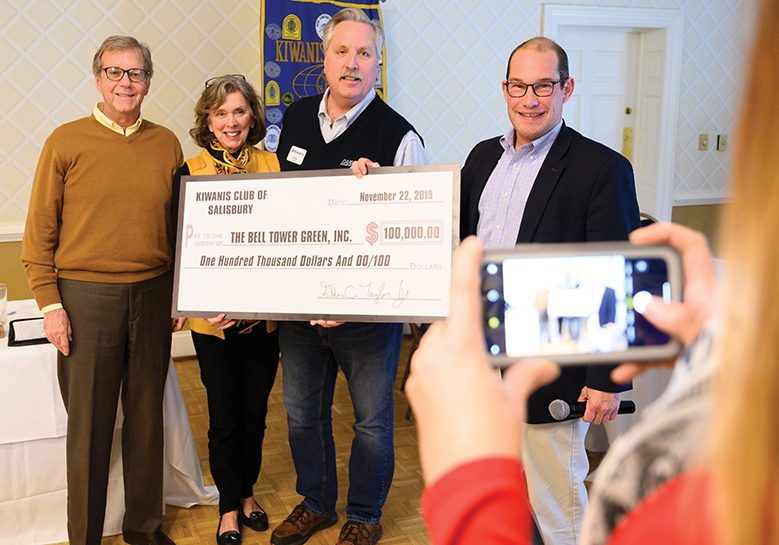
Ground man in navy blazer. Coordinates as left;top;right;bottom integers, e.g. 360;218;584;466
460;37;640;545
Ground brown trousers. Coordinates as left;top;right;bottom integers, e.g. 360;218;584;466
57;272;173;545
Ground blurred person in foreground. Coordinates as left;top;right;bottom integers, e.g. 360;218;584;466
21;35;183;545
406;0;779;541
410;225;717;545
175;74;280;545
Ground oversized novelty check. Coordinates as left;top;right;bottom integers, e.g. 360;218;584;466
173;165;459;322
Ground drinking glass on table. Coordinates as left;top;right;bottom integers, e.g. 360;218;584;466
0;283;8;338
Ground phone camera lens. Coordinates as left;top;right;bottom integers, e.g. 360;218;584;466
490;344;501;355
486;263;499;275
633;290;652;314
635;260;648;272
487;289;500;302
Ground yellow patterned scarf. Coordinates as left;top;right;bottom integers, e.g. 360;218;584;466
206;139;250;175
208;139;259;333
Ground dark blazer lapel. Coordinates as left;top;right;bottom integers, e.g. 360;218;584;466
474;140;504;195
517;124;573;243
467;138;503;232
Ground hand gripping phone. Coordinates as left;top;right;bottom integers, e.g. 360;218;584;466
481;242;683;366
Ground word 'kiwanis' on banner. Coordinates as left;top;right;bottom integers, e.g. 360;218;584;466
274;40;325;64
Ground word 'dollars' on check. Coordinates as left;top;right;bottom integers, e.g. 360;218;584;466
173;165;459;322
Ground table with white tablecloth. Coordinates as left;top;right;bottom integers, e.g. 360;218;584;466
0;300;217;545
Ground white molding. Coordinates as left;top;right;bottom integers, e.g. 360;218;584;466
542;4;684;222
673;192;729;206
0;223;24;243
171;330;196;359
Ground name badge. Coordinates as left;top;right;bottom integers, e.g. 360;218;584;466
287;146;307;165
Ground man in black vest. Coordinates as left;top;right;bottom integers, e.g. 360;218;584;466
272;8;429;545
460;38;639;545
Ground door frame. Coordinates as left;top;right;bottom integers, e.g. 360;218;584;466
542;5;684;221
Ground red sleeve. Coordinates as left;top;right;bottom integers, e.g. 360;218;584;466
607;468;716;545
421;457;532;545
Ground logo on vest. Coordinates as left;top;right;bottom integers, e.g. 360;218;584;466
339;159;354;167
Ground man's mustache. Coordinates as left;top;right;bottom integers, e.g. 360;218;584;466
340;69;362;80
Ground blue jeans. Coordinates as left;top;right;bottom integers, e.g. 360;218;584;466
279;321;402;524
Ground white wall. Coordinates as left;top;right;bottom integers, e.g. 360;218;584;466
380;0;753;205
0;0;753;240
0;0;263;240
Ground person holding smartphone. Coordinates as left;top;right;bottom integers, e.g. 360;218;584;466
407;226;719;545
407;1;779;543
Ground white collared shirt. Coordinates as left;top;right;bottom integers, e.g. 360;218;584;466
92;103;142;136
477;120;563;248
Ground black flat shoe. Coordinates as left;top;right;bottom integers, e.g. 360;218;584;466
240;507;269;532
216;514;241;545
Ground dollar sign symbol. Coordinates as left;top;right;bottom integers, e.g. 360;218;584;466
365;221;378;245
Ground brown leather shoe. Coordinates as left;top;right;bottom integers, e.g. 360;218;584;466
123;530;176;545
270;502;337;545
336;521;382;545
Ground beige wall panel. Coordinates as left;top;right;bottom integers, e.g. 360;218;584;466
0;241;31;301
672;203;724;255
0;0;754;263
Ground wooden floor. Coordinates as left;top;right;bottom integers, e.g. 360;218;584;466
60;336;428;545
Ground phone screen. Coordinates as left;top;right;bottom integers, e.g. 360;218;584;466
482;253;673;360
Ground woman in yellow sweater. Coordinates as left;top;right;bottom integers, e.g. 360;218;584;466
177;75;279;545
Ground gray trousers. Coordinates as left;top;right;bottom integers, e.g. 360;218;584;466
57;272;173;545
521;418;590;545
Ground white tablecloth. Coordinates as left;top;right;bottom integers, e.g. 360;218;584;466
0;300;217;545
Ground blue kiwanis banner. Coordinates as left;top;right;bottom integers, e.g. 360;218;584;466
259;0;386;151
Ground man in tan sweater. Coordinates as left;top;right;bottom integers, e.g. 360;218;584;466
21;35;183;545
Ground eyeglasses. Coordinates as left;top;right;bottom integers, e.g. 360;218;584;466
101;66;149;83
504;80;562;98
205;74;246;89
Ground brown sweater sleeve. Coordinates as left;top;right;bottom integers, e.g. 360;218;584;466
21;132;66;308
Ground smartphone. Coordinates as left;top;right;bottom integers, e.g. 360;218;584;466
481;242;683;366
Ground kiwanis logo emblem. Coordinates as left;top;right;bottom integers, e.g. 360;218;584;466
281;14;301;40
265;81;280;106
315;14;331;39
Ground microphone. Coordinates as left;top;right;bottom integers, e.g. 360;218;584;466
548;399;636;421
